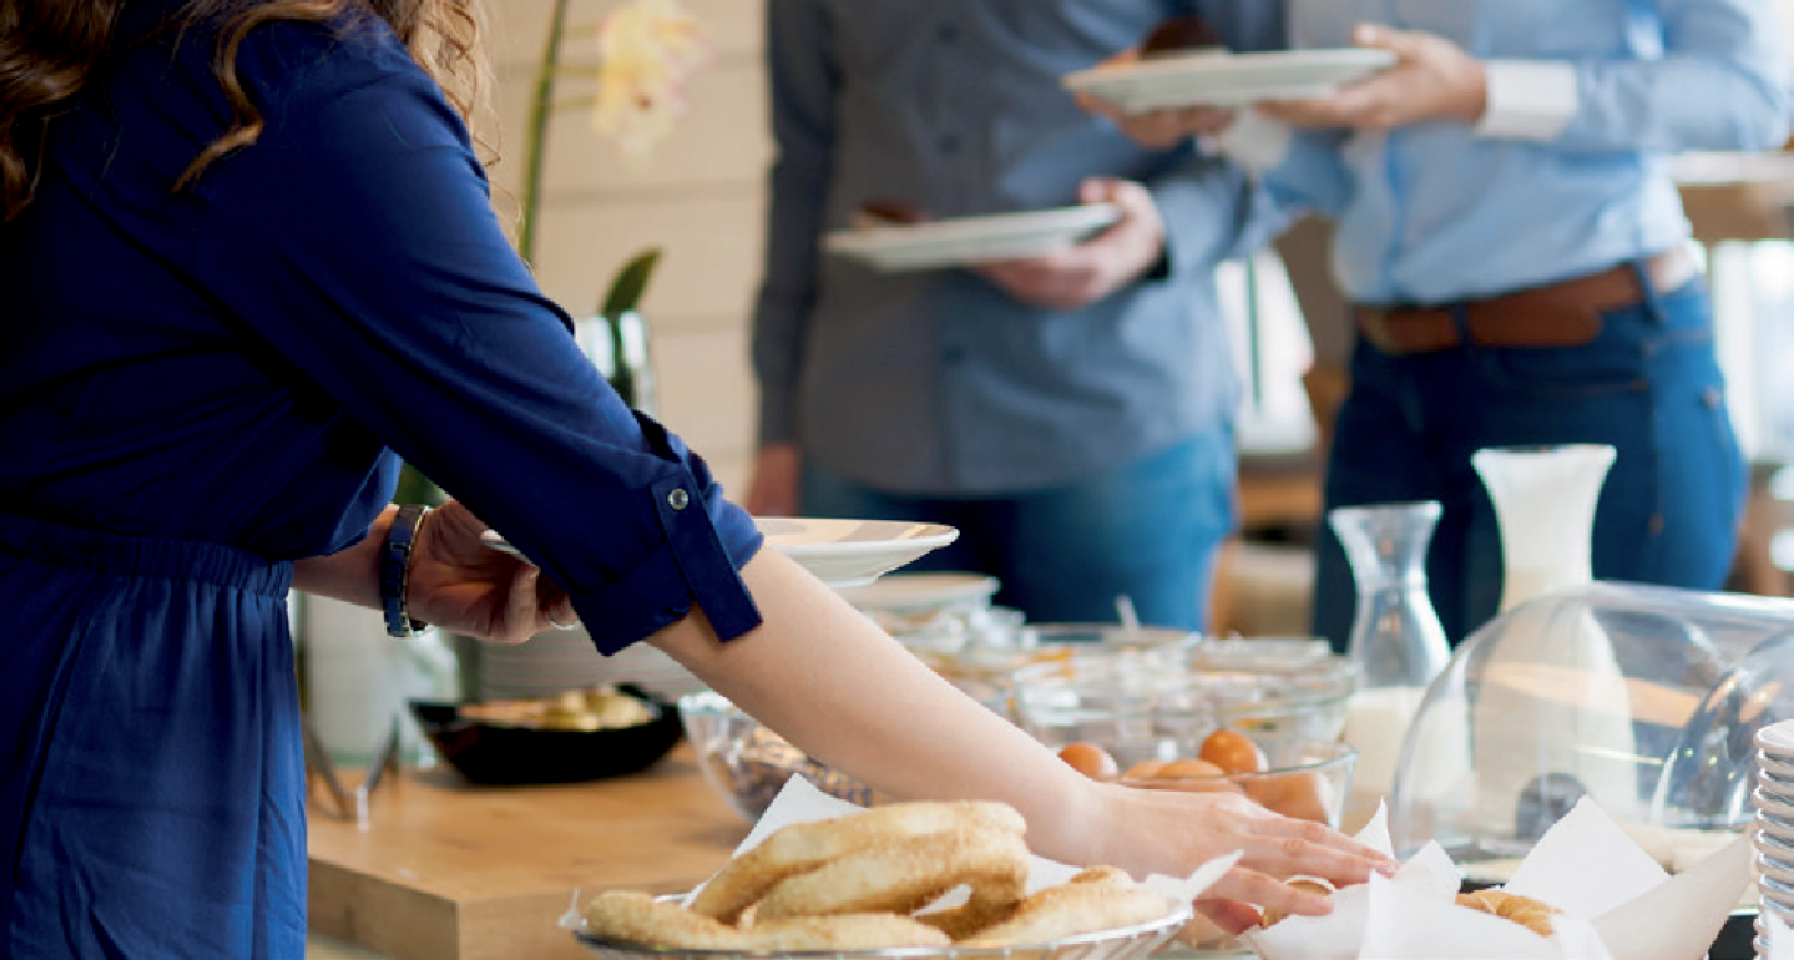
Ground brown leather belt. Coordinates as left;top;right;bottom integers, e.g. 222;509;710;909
1354;247;1701;356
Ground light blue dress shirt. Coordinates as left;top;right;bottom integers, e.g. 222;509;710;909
1241;0;1790;304
754;0;1286;494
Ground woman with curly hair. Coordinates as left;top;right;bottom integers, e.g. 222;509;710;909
0;2;1393;954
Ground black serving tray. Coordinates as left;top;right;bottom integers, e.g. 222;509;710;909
409;685;683;786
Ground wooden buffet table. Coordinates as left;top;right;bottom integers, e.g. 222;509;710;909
307;745;749;960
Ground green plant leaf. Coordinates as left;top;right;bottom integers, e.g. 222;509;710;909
600;247;662;318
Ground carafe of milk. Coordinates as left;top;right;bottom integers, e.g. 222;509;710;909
1331;501;1452;802
1468;444;1639;826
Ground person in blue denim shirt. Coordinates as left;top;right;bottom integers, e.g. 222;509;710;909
0;1;1394;953
745;1;1292;630
1095;0;1791;647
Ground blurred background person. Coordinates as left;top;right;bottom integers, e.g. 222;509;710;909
745;2;1289;630
1095;1;1790;646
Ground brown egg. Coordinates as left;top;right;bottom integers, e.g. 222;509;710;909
1266;771;1334;824
1057;742;1120;779
1243;773;1286;811
1158;758;1228;780
1122;759;1171;780
1199;729;1268;775
1152;758;1244;794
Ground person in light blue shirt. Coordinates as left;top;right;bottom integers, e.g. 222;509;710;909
746;1;1288;629
1094;0;1791;647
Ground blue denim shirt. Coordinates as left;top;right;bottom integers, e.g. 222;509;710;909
1251;0;1790;304
0;9;765;652
754;0;1287;494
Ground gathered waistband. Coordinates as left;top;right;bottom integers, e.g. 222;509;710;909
0;509;293;597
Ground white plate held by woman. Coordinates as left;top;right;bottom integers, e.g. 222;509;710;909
482;519;959;591
756;517;959;589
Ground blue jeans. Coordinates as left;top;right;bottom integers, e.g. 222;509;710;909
1311;267;1745;652
801;430;1238;630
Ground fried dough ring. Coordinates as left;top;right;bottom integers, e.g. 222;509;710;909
1067;865;1134;888
1456;888;1559;937
585;890;746;949
960;878;1172;946
584;890;954;951
754;827;1031;921
687;801;1026;923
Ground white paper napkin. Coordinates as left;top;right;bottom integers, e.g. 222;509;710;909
1245;797;1752;960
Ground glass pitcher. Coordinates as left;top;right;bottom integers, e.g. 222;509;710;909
1330;500;1451;800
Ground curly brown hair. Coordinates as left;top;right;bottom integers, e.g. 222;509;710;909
0;0;489;221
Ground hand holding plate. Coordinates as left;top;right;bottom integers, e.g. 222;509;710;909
1256;24;1487;130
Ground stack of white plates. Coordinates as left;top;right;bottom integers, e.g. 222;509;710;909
1753;721;1794;956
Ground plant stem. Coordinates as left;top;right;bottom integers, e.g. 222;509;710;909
518;0;573;265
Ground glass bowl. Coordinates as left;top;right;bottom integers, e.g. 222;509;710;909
1099;735;1357;827
900;621;1199;686
678;692;884;821
1009;640;1355;747
1082;733;1355;958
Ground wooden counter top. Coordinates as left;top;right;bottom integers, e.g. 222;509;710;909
307;745;750;960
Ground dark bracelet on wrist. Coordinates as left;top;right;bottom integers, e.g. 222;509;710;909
380;503;431;638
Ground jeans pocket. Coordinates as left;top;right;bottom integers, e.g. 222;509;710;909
1469;302;1662;399
1470;339;1648;400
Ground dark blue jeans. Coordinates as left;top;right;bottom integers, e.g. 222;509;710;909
801;429;1238;631
1311;268;1745;652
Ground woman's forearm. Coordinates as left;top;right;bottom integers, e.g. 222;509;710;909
647;547;1107;866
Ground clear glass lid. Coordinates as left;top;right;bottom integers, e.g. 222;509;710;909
1390;582;1794;874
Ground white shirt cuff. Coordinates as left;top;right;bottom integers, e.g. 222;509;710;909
1476;60;1579;140
1211;108;1294;174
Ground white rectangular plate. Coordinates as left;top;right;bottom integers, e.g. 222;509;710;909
823;204;1119;273
1064;48;1397;112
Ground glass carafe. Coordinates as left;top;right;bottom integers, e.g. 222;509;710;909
1330;501;1451;801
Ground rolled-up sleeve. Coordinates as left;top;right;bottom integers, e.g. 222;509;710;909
191;40;762;652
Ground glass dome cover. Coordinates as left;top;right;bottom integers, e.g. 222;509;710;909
1390;582;1794;870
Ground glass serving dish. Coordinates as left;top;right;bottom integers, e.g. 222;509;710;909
1009;639;1355;747
572;894;1193;960
1390;582;1794;877
899;622;1198;686
678;692;884;821
1094;734;1357;827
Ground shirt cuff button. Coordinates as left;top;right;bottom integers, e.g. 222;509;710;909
668;488;691;510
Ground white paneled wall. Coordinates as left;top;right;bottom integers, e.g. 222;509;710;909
483;0;771;493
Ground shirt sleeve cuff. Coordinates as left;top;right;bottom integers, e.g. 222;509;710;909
1211;109;1294;174
1475;60;1579;140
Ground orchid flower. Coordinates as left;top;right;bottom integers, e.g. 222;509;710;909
592;0;711;161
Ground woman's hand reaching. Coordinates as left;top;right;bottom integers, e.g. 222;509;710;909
405;501;578;643
1053;781;1398;934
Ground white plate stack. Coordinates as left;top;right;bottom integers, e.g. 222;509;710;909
1753;721;1794;957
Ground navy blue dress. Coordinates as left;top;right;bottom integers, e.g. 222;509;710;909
0;7;763;956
